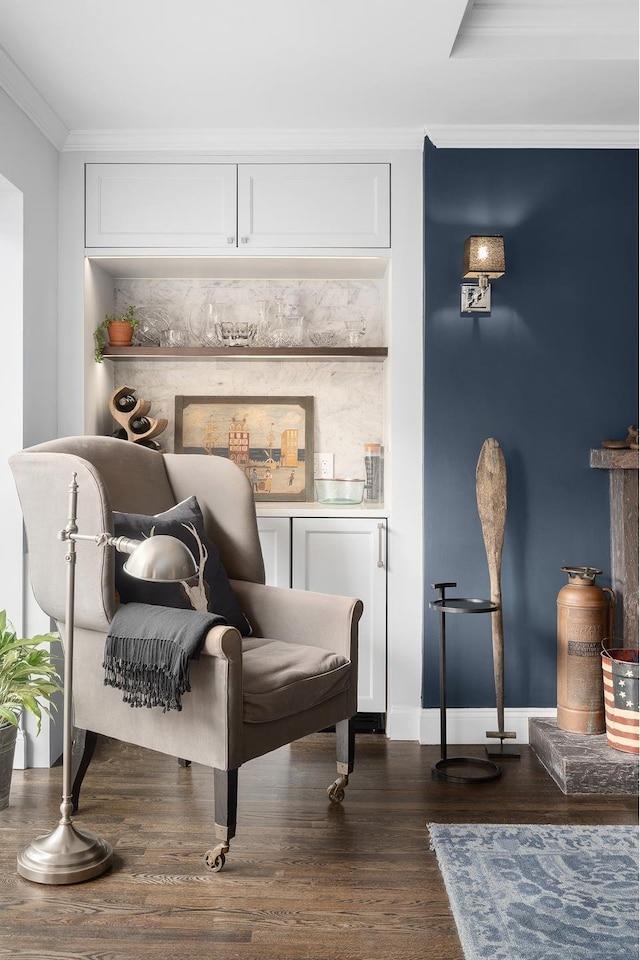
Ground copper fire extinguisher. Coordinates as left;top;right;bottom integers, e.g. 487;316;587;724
557;566;615;734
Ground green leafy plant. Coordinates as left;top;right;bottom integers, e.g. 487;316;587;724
0;611;62;734
94;305;140;363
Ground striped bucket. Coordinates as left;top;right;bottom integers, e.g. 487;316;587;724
601;639;639;755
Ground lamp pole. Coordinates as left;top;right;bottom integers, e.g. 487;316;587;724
17;474;113;884
16;472;197;884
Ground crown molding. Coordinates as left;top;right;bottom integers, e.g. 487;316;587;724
62;127;426;153
453;0;638;60
64;124;640;154
426;124;639;149
0;44;67;150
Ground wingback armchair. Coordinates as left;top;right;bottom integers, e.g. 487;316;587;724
10;436;362;871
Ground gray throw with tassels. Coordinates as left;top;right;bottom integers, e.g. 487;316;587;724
104;602;227;712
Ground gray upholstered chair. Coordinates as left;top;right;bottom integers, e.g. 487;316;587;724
10;436;362;871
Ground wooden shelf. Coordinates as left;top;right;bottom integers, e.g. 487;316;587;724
102;346;388;361
590;447;639;470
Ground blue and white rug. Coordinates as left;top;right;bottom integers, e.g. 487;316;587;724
428;823;639;960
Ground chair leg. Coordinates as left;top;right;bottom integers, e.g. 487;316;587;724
204;768;238;872
71;728;98;813
328;716;355;803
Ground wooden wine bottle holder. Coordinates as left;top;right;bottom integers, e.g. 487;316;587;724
109;385;168;444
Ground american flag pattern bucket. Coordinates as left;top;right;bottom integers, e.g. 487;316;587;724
601;639;639;755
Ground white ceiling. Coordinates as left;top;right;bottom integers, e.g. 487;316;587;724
0;0;637;150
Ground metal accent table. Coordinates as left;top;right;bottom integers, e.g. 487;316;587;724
429;582;502;783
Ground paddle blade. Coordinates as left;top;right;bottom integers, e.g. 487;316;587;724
476;438;507;578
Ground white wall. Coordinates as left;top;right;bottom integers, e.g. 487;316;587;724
0;175;23;633
0;88;59;448
0;87;61;766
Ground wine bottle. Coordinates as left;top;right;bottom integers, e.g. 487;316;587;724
116;393;137;412
130;416;151;435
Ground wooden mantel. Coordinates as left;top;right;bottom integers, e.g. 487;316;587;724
590;447;639;644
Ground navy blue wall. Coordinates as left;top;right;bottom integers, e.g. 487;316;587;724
423;140;638;709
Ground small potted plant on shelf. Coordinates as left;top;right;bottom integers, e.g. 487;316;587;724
94;305;140;362
0;611;62;810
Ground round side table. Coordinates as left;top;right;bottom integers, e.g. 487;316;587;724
429;582;502;783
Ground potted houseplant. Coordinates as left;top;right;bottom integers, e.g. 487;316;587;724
0;611;62;810
94;305;140;362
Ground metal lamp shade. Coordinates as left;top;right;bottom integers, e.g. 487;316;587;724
123;535;198;582
462;236;505;280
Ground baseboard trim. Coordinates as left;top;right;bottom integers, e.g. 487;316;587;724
419;707;558;745
386;706;423;742
12;727;27;770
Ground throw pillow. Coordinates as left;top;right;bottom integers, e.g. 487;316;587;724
113;496;251;636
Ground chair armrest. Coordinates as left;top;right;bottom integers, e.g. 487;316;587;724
201;623;243;660
198;623;244;770
230;579;363;663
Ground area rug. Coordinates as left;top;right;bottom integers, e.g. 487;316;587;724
427;823;638;960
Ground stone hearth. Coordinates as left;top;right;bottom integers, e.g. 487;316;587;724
529;717;638;795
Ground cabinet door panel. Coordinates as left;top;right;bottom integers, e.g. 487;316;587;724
257;517;291;588
85;163;237;247
292;518;386;712
238;163;390;248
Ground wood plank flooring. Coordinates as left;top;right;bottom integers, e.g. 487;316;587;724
0;734;636;960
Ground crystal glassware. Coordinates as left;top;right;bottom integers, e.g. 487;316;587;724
344;318;367;346
215;321;258;347
189;303;225;346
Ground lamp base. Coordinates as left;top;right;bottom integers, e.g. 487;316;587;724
17;820;112;885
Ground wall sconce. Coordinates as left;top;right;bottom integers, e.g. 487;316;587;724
461;235;505;313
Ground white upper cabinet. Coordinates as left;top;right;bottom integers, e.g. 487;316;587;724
85;164;237;248
85;162;390;250
237;163;390;248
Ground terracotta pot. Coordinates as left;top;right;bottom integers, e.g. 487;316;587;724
107;321;134;347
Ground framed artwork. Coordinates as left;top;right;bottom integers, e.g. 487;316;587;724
174;395;314;501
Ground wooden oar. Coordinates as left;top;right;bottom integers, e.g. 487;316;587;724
476;438;517;751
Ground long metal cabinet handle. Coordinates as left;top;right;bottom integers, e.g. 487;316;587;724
377;522;385;568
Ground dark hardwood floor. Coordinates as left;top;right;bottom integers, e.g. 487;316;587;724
0;733;636;960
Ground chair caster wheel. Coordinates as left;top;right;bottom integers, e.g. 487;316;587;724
205;843;229;872
327;774;349;803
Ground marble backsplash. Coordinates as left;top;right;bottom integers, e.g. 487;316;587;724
110;276;385;487
112;359;385;482
114;277;384;347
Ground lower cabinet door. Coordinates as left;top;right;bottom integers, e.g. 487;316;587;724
257;517;291;587
291;517;387;713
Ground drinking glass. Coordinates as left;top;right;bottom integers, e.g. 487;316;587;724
345;318;367;346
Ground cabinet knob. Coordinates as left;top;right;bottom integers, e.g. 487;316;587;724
240;236;249;244
227;236;235;244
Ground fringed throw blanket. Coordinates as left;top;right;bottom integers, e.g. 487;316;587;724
104;603;227;711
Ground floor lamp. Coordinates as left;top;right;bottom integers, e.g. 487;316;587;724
17;472;197;884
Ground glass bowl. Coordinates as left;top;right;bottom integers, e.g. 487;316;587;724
216;321;258;347
309;331;337;347
315;479;365;505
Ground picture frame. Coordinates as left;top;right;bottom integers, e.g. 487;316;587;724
174;395;314;501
